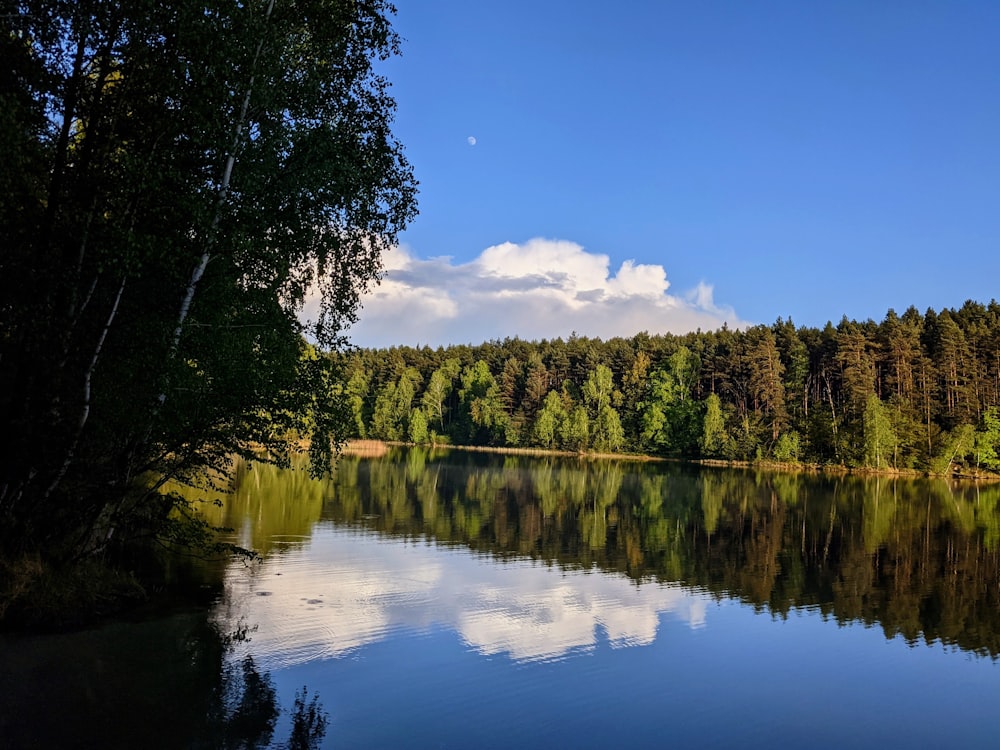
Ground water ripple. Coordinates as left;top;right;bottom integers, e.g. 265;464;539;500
214;526;714;669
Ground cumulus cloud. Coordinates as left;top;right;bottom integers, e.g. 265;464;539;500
334;238;747;348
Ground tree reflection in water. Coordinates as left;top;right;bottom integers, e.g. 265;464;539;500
0;615;328;749
208;621;328;750
206;447;1000;660
208;653;327;750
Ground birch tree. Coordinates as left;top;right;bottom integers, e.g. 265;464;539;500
0;0;417;559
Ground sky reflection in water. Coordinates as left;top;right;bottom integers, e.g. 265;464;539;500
216;526;711;668
7;453;1000;748
200;451;1000;748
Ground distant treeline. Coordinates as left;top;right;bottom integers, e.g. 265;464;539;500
335;300;1000;474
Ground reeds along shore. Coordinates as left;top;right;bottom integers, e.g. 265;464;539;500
338;440;1000;482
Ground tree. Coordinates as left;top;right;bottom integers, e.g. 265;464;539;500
837;320;876;416
592;406;625;453
582;364;616;414
371;368;421;441
774;318;809;429
744;326;787;445
931;424;976;475
498;357;525;443
620;348;651;445
561;405;590;452
522;352;551;422
863;394;897;469
532;391;567;449
0;0;418;559
459;360;507;444
934;311;977;424
498;357;524;415
639;347;702;455
421;358;461;432
974;407;1000;470
408;408;429;445
639;369;674;452
667;345;700;401
344;368;370;439
879;308;922;401
773;431;801;463
700;393;729;457
332;300;1000;477
582;364;624;452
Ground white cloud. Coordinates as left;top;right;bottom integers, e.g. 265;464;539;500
336;238;747;348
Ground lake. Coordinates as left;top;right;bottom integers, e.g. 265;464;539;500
3;447;1000;748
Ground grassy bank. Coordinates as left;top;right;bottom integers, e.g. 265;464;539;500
0;543;228;633
0;555;148;632
365;439;1000;482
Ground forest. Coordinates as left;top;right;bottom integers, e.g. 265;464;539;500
336;300;1000;475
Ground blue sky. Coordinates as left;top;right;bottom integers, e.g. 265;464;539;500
342;0;1000;348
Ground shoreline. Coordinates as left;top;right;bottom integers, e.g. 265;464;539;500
341;439;1000;483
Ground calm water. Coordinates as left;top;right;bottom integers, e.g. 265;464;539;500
4;447;1000;748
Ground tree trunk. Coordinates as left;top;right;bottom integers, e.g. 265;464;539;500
43;276;128;502
159;0;276;406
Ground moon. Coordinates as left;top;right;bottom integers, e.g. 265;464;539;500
467;136;477;146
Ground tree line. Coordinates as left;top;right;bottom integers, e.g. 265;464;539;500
336;300;1000;474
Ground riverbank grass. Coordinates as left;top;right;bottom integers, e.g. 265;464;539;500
0;555;147;632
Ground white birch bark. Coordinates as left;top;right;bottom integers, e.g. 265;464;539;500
159;0;276;406
44;275;127;501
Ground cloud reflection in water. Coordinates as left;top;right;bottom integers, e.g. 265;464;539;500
216;526;711;668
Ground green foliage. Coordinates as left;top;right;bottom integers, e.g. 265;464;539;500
742;326;787;444
773;431;801;463
408;408;429;445
459;360;508;444
885;397;924;469
503;419;524;447
0;0;417;560
561;406;590;452
336;300;1000;476
592;406;626;453
582;365;624;452
639;356;703;456
372;368;421;441
533;391;567;448
668;346;701;398
930;424;976;475
700;393;729;457
582;364;617;414
428;431;451;446
344;369;370;439
422;358;461;431
863;394;897;469
974;407;1000;470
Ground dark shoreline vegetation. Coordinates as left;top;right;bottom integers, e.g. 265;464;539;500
0;0;416;625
